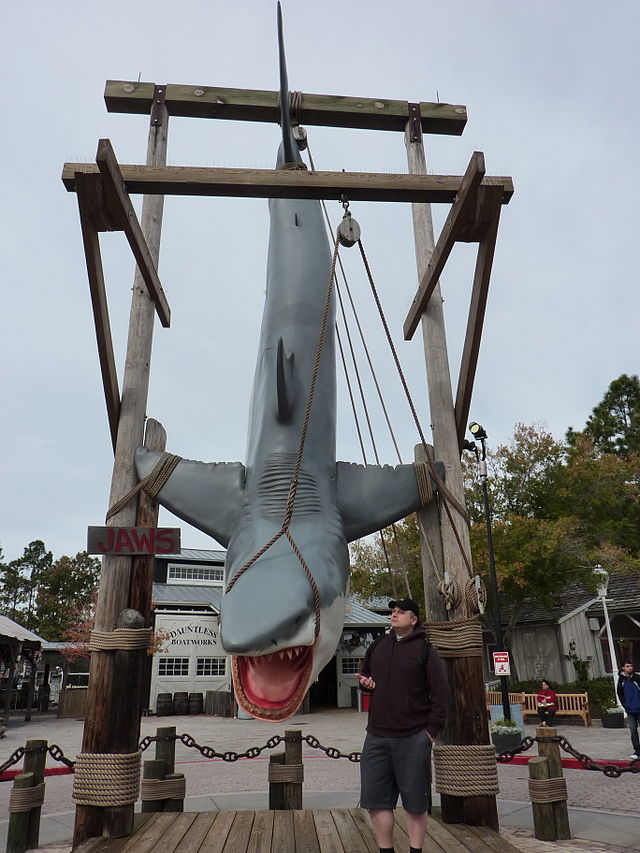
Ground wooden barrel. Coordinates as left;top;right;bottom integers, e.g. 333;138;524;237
173;692;189;715
189;692;203;715
156;693;173;716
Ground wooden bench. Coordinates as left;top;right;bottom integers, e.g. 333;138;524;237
487;691;591;726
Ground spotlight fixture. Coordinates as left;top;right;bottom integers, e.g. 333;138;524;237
469;421;488;440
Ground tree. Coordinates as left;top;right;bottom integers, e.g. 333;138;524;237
350;518;423;602
35;552;100;640
567;374;640;457
0;541;53;630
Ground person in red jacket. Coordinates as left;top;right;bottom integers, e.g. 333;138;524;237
536;680;557;726
357;598;449;853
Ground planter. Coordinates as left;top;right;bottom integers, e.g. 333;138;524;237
492;731;522;753
601;712;625;729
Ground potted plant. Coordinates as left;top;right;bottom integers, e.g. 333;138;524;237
601;705;626;729
491;718;523;753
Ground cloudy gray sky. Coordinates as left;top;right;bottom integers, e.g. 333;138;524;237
2;1;637;563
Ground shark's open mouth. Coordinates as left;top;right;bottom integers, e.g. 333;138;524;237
232;646;313;721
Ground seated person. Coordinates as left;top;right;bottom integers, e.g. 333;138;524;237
536;679;557;726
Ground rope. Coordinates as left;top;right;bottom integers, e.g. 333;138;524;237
465;576;488;615
268;763;304;783
414;462;433;505
357;239;474;579
289;91;303;126
528;776;568;803
72;752;141;807
89;627;153;652
224;230;342;641
433;744;499;797
426;617;483;656
106;452;182;520
9;782;45;813
281;162;307;171
437;578;461;612
336;325;368;462
141;776;186;801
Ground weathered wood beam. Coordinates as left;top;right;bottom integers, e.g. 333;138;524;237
75;172;120;450
403;151;487;340
104;80;467;135
62;162;514;204
454;188;503;448
95;140;171;329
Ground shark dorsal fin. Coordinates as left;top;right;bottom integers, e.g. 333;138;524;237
276;335;295;423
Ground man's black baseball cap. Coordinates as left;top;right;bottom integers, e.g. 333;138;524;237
388;598;420;618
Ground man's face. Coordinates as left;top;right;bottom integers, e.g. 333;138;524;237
623;663;634;675
390;607;417;632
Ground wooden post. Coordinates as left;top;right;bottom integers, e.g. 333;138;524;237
269;753;286;810
6;772;35;853
141;759;167;813
154;725;176;773
284;729;303;810
405;124;497;830
163;773;185;813
528;756;555;841
23;739;46;849
23;652;37;723
73;96;169;848
130;418;167;715
415;444;448;623
537;727;571;840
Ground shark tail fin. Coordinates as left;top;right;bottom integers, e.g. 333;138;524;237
277;2;303;168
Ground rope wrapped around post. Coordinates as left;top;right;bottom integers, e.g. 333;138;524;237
414;461;433;506
433;744;499;797
105;452;182;520
425;616;483;658
9;783;45;813
89;627;153;652
72;752;141;807
528;776;568;803
140;776;186;801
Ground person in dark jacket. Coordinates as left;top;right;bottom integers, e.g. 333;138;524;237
357;598;449;853
616;660;640;759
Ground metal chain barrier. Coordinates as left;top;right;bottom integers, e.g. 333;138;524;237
496;734;640;777
1;744;76;777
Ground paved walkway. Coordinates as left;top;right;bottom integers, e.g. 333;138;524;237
1;709;639;851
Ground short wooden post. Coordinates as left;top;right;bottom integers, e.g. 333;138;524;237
163;773;185;812
23;739;46;849
269;753;286;810
154;725;176;773
528;757;555;841
141;759;166;813
537;726;571;840
6;773;35;853
284;729;303;810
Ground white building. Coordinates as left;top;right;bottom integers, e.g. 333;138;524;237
150;548;388;712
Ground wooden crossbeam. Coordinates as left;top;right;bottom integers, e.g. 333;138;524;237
104;80;468;135
75;172;120;450
403;151;487;340
62;163;514;204
454;187;504;448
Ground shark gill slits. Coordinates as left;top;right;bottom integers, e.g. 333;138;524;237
257;452;321;518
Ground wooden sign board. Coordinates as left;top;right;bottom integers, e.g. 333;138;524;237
87;526;180;555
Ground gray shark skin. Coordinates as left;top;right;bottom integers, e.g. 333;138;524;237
134;5;439;721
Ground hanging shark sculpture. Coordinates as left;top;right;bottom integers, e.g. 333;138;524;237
135;5;441;721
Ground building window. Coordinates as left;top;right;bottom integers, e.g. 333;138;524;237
158;657;190;677
168;564;224;585
341;657;364;675
196;657;226;677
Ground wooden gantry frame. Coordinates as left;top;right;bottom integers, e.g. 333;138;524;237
64;79;513;845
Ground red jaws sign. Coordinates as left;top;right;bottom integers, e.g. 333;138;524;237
87;526;180;555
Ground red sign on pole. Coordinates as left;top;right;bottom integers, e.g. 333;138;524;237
87;526;180;555
492;651;511;676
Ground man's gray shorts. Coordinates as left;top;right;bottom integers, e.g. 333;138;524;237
360;730;432;814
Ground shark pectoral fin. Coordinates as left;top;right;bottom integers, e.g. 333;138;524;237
134;448;246;548
336;461;438;542
276;336;295;423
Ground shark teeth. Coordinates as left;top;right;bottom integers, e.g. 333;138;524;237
247;646;305;665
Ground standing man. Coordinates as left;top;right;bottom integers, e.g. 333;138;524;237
358;598;449;853
617;660;640;760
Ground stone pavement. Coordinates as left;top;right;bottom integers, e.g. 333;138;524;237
1;709;639;851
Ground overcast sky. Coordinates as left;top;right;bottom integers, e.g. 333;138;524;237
2;1;637;563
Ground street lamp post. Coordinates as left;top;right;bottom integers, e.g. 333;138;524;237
593;565;623;709
467;422;511;722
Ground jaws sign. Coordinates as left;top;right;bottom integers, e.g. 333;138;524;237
87;526;180;555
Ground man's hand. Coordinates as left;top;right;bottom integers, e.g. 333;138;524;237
357;674;375;690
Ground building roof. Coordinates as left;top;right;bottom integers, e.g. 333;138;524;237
158;548;226;563
0;615;45;646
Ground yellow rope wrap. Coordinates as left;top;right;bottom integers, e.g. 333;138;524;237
433;744;499;797
72;752;141;807
528;777;568;803
140;776;186;801
89;627;153;652
414;462;433;506
268;763;304;783
9;783;45;813
106;452;182;520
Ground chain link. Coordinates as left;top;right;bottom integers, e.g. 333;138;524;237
47;744;75;769
0;746;26;775
496;734;640;777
